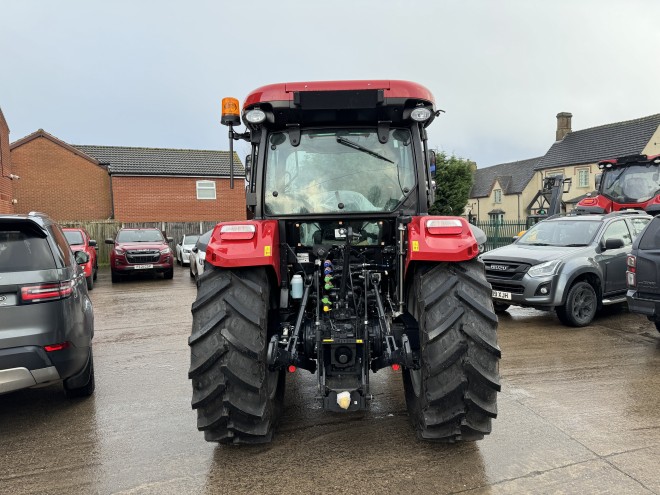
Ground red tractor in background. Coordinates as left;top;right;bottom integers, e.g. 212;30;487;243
188;80;499;444
576;154;660;215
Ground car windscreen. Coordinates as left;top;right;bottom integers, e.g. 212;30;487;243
0;224;57;272
184;235;199;245
639;217;660;250
518;219;601;247
117;230;164;243
64;230;85;245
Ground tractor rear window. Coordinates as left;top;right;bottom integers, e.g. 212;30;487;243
264;128;416;215
0;227;57;272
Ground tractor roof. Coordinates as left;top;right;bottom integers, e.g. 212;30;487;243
242;80;436;129
244;80;434;107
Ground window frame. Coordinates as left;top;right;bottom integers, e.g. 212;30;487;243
196;180;217;200
577;168;590;188
493;189;502;204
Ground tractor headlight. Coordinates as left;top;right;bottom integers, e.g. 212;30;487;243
410;107;432;122
245;109;266;124
528;259;562;278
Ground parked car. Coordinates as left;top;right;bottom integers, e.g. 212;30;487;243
63;227;98;290
105;228;174;283
175;234;200;266
0;212;95;398
481;211;651;327
189;229;213;280
626;215;660;332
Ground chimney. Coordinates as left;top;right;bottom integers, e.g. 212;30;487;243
556;112;572;141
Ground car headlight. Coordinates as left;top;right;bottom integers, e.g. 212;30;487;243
160;248;171;255
528;259;562;278
114;247;125;255
183;249;190;253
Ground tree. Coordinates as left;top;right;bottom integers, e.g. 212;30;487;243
429;151;475;216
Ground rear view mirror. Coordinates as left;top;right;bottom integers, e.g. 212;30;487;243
245;155;252;179
428;150;437;178
75;251;90;265
595;174;602;190
105;238;115;245
604;238;624;250
167;237;174;243
89;240;97;247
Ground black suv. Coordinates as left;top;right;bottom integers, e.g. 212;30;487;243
0;212;95;397
626;215;660;332
481;211;651;327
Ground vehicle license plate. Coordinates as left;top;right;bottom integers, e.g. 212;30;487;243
492;290;512;300
134;264;154;270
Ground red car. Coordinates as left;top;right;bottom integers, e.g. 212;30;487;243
105;228;174;283
63;227;98;290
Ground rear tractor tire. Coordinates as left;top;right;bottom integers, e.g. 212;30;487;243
403;260;501;442
188;266;284;444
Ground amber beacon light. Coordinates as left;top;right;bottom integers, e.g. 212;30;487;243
221;97;240;125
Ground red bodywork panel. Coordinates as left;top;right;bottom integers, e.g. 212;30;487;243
206;220;280;283
577;193;660;213
406;216;479;274
244;80;435;108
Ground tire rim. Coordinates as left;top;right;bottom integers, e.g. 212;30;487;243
572;286;596;322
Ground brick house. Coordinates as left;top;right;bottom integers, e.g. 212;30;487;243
74;145;246;223
10;129;113;220
469;112;660;222
0;107;14;214
9;130;246;223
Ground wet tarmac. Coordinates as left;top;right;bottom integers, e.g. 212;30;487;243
1;266;659;494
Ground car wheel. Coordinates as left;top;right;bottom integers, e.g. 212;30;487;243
655;321;660;333
111;271;120;283
556;281;597;327
190;264;195;278
86;275;94;290
64;350;95;399
493;302;510;313
93;264;98;281
164;267;174;280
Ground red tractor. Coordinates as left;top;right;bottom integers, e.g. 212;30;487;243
188;80;500;444
576;154;660;215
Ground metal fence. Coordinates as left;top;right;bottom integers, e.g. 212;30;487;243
474;220;526;252
60;220;220;265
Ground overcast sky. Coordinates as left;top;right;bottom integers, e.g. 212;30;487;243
2;0;659;168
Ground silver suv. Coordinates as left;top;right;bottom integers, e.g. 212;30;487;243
0;212;95;397
481;211;651;327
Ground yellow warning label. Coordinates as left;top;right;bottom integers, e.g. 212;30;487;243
264;245;271;256
412;240;420;252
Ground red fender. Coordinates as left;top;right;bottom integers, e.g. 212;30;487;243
406;216;479;274
206;220;280;283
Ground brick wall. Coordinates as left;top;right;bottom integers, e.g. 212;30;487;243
111;176;246;222
0;109;12;214
11;136;112;220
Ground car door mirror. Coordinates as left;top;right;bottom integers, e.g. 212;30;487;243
105;238;115;245
192;246;199;253
74;251;90;265
89;239;97;247
604;238;624;250
167;237;174;243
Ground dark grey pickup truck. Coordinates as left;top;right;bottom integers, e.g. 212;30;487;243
626;215;660;332
481;211;651;327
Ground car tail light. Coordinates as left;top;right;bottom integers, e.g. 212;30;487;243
580;197;598;206
626;255;636;288
44;341;72;352
20;281;73;304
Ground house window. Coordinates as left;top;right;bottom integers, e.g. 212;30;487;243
578;169;590;188
494;189;502;204
489;212;504;223
196;180;216;200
